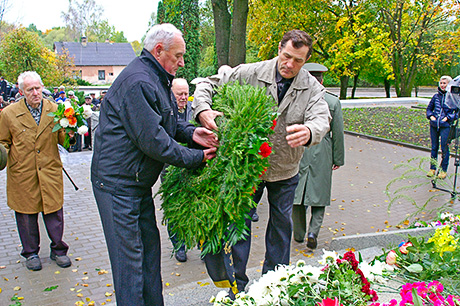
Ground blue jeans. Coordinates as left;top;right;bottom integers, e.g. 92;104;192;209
93;185;163;306
430;125;450;172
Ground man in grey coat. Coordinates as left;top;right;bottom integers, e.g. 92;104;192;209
193;30;330;293
292;63;345;249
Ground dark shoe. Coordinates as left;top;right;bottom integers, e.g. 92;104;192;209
26;254;42;271
87;146;92;151
174;249;187;262
251;211;259;222
50;253;71;268
82;146;89;149
306;233;317;249
294;237;304;243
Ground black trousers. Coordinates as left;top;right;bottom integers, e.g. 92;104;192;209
232;174;299;291
15;208;69;258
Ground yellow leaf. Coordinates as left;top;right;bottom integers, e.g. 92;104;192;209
77;289;82;293
82;277;89;280
175;273;180;276
165;283;170;287
86;297;91;302
0;288;2;293
76;293;83;297
82;284;89;287
55;271;60;274
106;284;112;287
3;277;8;281
70;288;76;291
75;302;84;306
105;292;113;297
75;257;82;261
200;282;210;287
14;286;21;291
72;269;78;272
106;299;112;302
17;296;24;300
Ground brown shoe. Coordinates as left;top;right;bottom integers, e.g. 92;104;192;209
438;171;447;180
426;169;436;177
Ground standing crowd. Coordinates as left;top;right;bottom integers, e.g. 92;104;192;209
0;21;457;306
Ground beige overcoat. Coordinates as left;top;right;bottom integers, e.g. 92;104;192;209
0;97;66;214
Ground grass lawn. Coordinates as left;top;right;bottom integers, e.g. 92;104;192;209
342;106;431;148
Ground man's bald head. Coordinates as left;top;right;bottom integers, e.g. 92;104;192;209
171;78;189;110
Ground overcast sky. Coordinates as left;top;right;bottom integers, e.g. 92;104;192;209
4;0;160;42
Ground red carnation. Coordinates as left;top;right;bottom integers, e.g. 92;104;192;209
270;119;277;130
258;142;272;158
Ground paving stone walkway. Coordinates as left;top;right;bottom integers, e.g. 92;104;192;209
0;133;458;306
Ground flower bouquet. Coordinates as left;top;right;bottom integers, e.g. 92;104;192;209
48;100;92;148
158;83;277;257
211;251;383;306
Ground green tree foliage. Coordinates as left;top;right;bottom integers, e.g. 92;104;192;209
157;0;202;83
0;27;76;87
61;0;127;43
373;0;460;97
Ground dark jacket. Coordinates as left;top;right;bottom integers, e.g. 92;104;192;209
427;87;458;128
91;49;204;196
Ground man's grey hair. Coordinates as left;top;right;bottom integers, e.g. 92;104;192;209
144;23;183;52
18;71;43;91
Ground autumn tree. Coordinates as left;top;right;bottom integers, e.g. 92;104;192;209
373;0;460;97
248;0;388;99
0;27;76;87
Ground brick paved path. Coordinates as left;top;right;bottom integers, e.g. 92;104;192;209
0;134;458;306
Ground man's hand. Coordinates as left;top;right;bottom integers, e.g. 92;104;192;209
193;127;219;148
286;124;311;148
202;147;217;162
332;165;340;170
68;131;75;138
198;110;223;131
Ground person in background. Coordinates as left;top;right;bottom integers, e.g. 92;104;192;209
67;91;79;103
0;71;73;271
91;23;217;306
193;29;330;294
0;76;7;100
0;96;7;110
98;90;107;106
55;91;66;104
90;93;100;108
292;63;345;250
10;82;19;100
82;96;94;150
52;87;60;100
162;78;192;263
426;75;457;180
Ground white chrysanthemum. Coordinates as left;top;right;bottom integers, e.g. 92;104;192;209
77;125;89;135
318;249;338;265
60;118;69;128
82;105;93;119
64;101;72;109
360;260;387;283
213;290;229;303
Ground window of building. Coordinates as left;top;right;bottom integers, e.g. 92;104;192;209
98;70;106;80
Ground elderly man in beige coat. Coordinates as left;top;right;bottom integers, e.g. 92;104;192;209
0;71;72;271
193;30;330;294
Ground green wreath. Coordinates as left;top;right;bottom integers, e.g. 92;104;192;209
158;82;277;256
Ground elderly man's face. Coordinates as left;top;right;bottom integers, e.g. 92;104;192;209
172;82;189;109
156;34;185;76
277;40;310;79
20;77;43;108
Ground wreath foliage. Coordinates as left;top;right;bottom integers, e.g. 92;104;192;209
159;82;277;256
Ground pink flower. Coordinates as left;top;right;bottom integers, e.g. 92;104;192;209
317;297;343;306
399;242;412;254
386;250;397;265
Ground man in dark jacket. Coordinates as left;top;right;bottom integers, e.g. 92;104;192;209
91;23;217;306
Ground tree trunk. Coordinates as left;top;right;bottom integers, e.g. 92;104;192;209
228;0;248;67
384;78;391;98
351;73;359;99
339;75;349;100
211;0;231;67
